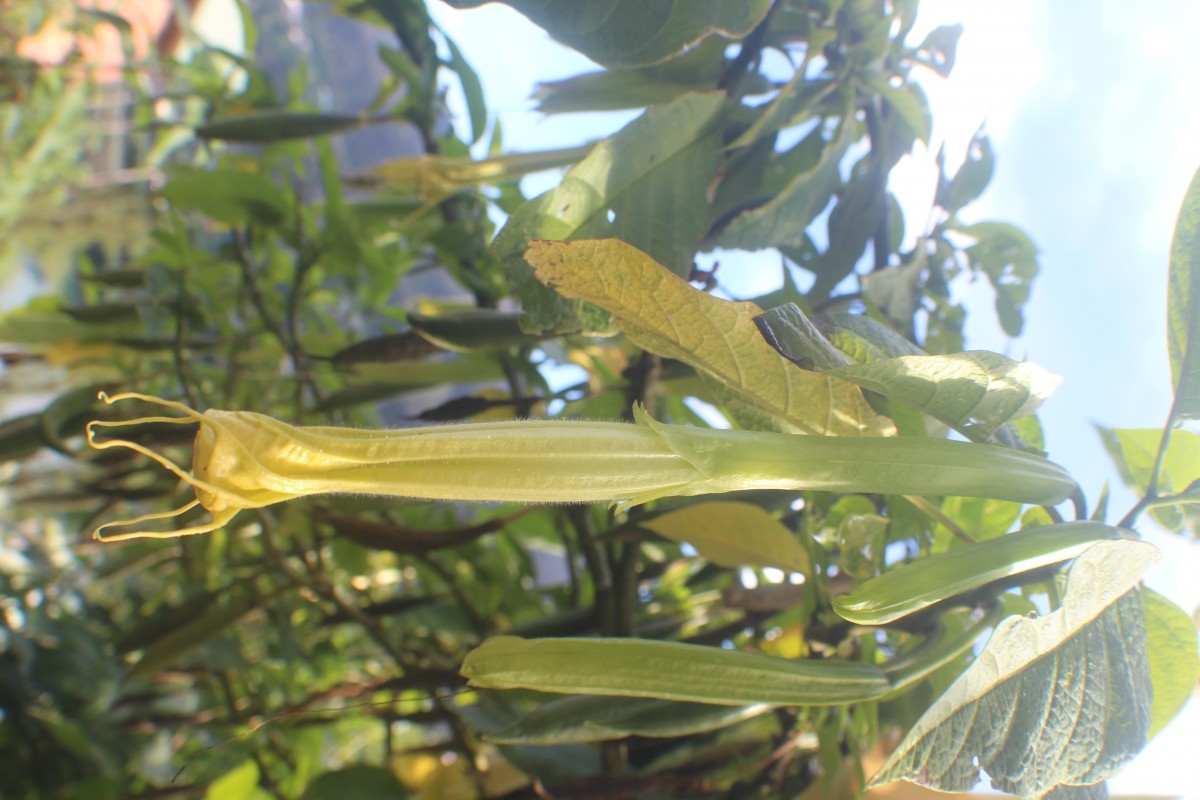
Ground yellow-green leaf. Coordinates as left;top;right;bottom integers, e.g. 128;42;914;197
1168;164;1200;418
527;238;893;436
640;501;809;574
461;636;890;706
1142;587;1200;738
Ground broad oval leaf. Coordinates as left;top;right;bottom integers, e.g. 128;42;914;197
157;168;289;227
443;0;770;68
498;92;725;333
640;501;810;574
461;636;890;706
488;695;771;744
868;539;1160;798
1096;426;1200;533
527;238;893;436
1142;587;1200;738
834;522;1124;625
1168;164;1200;417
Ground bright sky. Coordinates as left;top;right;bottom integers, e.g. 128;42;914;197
431;2;1200;796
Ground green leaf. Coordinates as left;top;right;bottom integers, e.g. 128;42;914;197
127;591;260;679
195;111;369;142
207;760;272;800
937;126;994;213
814;311;925;362
757;305;1060;440
834;522;1123;625
461;636;890;706
489;695;771;744
828;350;1062;442
640;501;810;573
956;220;1040;337
719;123;853;251
300;766;409;800
526;238;893;435
1168;164;1200;417
441;34;487;143
442;0;770;68
407;309;545;352
868;540;1159;798
1142;587;1199;738
1097;426;1200;532
347;143;592;201
157;168;289;227
496;92;725;333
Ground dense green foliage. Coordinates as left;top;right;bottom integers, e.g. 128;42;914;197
1;1;1197;799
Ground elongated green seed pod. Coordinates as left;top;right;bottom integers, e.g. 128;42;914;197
85;392;1077;541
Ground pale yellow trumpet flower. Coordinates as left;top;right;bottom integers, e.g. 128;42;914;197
85;392;1077;542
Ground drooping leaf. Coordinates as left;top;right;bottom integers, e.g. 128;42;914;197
496;92;725;333
757;305;1060;440
1168;164;1200;417
719;123;853;251
526;238;893;435
194;111;370;142
834;522;1124;625
868;540;1159;798
462;636;890;706
1141;587;1200;738
827;350;1062;442
640;501;810;574
442;0;771;68
814;311;924;362
755;304;855;371
488;695;771;744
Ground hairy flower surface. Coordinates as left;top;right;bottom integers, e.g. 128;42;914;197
86;392;1077;541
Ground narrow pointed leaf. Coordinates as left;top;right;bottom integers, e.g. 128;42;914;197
442;0;770;68
462;636;890;706
868;540;1160;798
834;522;1124;625
1168;164;1200;417
489;695;770;744
640;501;810;573
497;92;725;333
527;238;893;436
1141;587;1200;738
346;144;593;200
407;309;544;352
195;111;369;142
719;124;853;251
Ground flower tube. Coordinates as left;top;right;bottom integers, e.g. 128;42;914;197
86;392;1077;541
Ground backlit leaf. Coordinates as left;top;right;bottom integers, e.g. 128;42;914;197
497;92;725;333
527;238;893;435
1142;587;1200;738
828;350;1062;442
640;501;810;574
462;636;890;706
1168;164;1200;417
443;0;770;68
868;540;1159;798
834;522;1123;626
